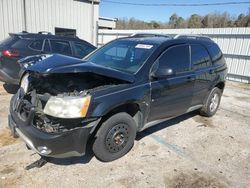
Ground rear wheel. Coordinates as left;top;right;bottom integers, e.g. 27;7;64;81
93;112;137;162
200;87;222;117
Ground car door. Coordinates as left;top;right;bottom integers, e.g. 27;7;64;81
148;44;195;122
190;44;213;106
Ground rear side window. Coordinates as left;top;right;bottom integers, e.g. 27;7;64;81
73;42;94;58
11;39;31;50
29;40;43;51
191;44;211;70
158;45;190;73
207;44;223;63
50;40;72;55
0;36;17;47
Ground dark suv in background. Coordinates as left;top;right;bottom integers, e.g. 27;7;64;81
0;31;96;85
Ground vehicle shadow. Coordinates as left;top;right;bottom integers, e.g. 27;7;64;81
43;111;198;166
47;141;95;166
136;111;197;140
3;84;19;94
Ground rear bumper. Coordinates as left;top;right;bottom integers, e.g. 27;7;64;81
0;69;19;84
9;92;101;158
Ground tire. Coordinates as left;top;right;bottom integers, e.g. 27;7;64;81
200;87;222;117
93;112;137;162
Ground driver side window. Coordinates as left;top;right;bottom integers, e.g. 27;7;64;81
158;44;190;73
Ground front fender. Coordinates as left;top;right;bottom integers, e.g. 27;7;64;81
89;83;151;119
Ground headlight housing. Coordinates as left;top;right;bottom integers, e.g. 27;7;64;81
20;73;29;93
44;95;91;118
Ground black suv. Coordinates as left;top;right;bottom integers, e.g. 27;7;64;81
9;35;227;162
0;32;96;84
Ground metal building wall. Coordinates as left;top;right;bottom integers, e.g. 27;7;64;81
0;0;99;44
0;0;25;40
98;28;250;83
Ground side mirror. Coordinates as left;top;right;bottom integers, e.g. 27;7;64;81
151;68;174;79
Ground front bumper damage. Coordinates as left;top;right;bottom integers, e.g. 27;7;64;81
9;89;100;158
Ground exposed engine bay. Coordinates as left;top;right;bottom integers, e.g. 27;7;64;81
19;72;126;133
28;72;125;96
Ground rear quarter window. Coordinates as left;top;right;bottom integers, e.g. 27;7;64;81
11;39;31;50
0;36;17;47
191;44;211;70
207;44;223;64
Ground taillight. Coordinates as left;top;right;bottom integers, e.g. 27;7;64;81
1;50;19;57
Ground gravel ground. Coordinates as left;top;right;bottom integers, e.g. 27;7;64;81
0;81;249;188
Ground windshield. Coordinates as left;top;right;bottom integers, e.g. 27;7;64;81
86;40;158;74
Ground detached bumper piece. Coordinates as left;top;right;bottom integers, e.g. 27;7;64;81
9;89;100;158
25;156;49;170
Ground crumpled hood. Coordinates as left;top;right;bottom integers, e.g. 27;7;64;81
25;54;135;83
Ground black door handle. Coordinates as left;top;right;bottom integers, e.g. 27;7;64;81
187;76;195;82
209;69;215;74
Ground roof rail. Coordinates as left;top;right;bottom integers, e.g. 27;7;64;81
131;33;172;38
174;34;213;42
38;31;52;35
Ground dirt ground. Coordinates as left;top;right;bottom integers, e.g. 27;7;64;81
0;81;249;188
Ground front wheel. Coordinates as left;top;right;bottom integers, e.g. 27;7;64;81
92;112;137;162
200;87;222;117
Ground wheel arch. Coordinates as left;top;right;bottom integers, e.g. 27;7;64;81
101;102;142;130
91;102;144;138
215;81;225;92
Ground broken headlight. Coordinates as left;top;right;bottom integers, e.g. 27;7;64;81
20;73;29;93
44;95;91;118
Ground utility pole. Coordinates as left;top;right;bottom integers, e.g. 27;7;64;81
22;0;27;31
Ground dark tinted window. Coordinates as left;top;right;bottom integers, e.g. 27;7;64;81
191;44;211;69
29;40;43;51
0;36;17;47
158;45;190;73
73;42;94;58
43;40;51;52
11;39;31;50
207;44;223;63
50;40;72;55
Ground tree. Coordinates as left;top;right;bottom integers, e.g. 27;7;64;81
169;13;185;28
235;13;249;27
169;13;178;28
150;21;160;29
115;11;250;29
202;15;210;28
188;14;202;28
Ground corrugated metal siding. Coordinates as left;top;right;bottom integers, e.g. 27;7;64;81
0;0;25;40
0;0;99;44
98;28;250;83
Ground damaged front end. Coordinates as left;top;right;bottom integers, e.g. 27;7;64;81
9;54;133;158
9;84;101;157
9;73;127;158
